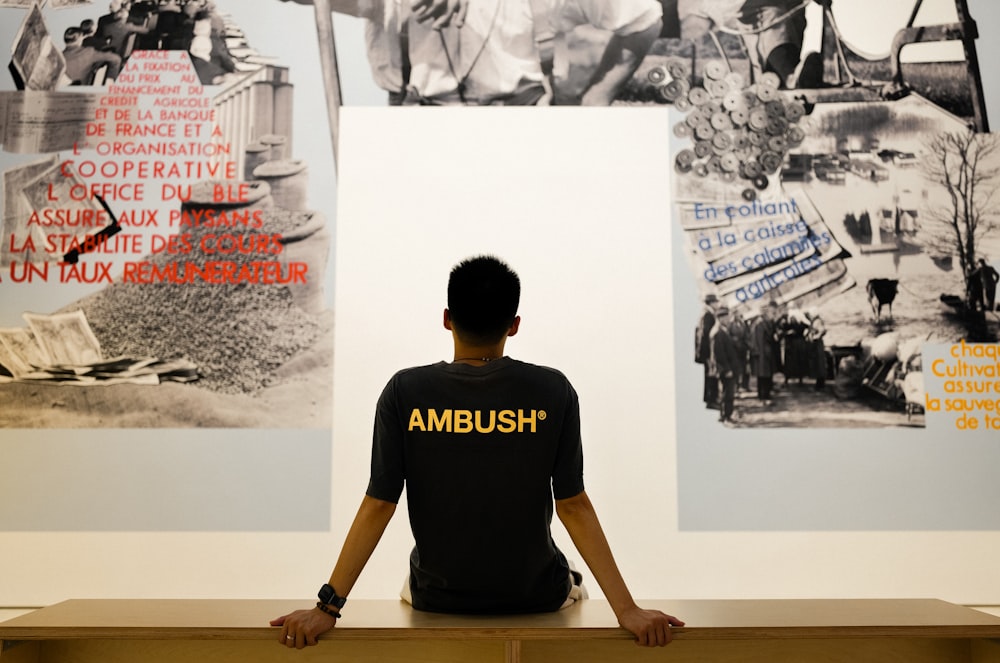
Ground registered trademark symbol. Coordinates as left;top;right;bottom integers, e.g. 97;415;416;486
538;410;547;420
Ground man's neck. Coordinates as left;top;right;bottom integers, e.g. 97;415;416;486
452;342;506;365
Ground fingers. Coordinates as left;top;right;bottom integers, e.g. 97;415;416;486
278;620;296;647
412;0;466;28
275;609;330;649
277;613;301;648
430;2;455;29
633;626;670;647
430;0;463;29
410;0;435;21
629;611;682;647
453;0;468;27
281;628;316;649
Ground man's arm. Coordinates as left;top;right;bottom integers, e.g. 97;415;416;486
270;495;397;648
555;490;684;646
578;20;660;105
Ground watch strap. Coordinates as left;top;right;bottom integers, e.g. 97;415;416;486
315;602;341;619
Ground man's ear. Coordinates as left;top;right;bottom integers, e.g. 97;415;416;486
507;315;521;337
443;308;453;330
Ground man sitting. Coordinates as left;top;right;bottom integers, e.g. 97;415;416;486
271;256;684;648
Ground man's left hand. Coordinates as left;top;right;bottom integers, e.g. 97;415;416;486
618;606;685;647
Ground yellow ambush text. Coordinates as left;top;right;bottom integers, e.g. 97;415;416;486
407;409;543;434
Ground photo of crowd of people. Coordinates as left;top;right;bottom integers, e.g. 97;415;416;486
697;293;832;424
25;0;242;87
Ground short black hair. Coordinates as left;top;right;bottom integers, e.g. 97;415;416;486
447;255;520;344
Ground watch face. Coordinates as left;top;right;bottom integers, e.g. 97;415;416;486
318;583;346;608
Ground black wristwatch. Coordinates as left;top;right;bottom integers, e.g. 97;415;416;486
318;583;347;610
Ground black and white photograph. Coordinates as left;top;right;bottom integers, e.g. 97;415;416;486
1;155;58;267
0;325;49;378
671;0;998;429
9;3;65;90
309;0;667;106
0;2;335;428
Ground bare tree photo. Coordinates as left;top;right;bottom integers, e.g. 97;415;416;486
920;130;999;299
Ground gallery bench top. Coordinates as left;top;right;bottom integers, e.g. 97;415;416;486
2;599;1000;642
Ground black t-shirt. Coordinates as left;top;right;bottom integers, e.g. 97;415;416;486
366;357;585;614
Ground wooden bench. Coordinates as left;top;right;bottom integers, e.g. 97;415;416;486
2;598;999;662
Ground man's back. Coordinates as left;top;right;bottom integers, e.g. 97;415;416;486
713;325;739;375
368;358;584;614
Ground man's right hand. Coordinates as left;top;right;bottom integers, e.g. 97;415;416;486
270;607;338;649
